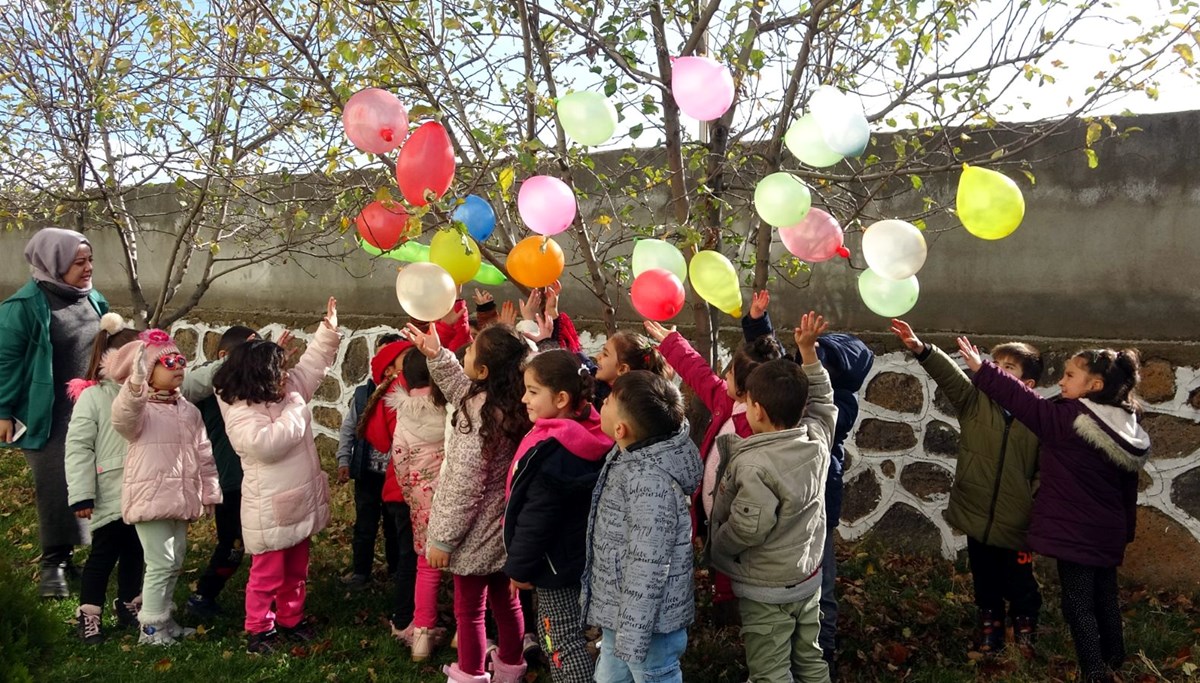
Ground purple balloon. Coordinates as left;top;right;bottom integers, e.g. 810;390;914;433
517;175;577;236
778;208;847;262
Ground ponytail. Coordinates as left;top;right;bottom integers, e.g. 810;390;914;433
1073;347;1142;415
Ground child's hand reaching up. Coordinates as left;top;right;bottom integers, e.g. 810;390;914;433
956;336;983;372
544;281;562;320
749;290;770;320
889;319;925;355
643;320;675;343
498;301;518;327
322;297;338;331
472;288;493;307
793;311;829;365
404;323;443;358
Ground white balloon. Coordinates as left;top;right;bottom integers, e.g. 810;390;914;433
395;263;457;321
807;86;870;157
861;219;927;280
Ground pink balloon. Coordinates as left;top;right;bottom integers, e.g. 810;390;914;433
518;175;577;236
778;208;850;262
631;269;686;321
342;88;409;154
671;56;734;121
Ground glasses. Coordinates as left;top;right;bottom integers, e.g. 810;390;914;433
158;354;187;370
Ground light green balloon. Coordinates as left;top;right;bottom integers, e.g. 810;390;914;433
473;263;508;285
858;268;919;317
557;91;618;146
754;172;812;227
785;114;844;168
631;239;688;283
360;238;506;284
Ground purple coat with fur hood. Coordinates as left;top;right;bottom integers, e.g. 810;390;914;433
973;361;1150;567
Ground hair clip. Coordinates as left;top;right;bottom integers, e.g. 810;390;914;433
577;365;589;377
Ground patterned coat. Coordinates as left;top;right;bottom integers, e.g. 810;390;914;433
388;386;447;554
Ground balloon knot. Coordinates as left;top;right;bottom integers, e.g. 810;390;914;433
836;246;851;259
381;128;394;142
669;56;677;63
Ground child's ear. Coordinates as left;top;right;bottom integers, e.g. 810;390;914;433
476;363;490;380
1022;378;1037;389
616;363;630;376
614;420;630;442
554;390;572;412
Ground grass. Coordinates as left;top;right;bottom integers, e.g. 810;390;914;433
3;450;1199;682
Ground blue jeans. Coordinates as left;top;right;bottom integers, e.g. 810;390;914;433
594;627;687;683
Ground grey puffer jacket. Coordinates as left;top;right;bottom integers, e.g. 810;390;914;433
581;423;702;663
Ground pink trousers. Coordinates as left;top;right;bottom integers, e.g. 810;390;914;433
245;538;310;634
453;572;524;676
413;555;441;628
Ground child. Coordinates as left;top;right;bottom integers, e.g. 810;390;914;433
405;322;531;683
506;349;614;683
708;312;837;683
958;339;1149;683
592;330;668;408
584;370;701;683
389;349;450;660
335;334;405;589
744;292;874;671
65;313;142;643
109;329;221;646
185;325;258;619
214;298;341;654
890;319;1042;654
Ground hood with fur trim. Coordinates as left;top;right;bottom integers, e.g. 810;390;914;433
1074;400;1150;472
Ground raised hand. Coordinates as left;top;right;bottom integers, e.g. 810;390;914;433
544;281;562;320
274;330;300;367
519;289;542;322
793;311;829;365
889;319;925;354
749;290;771;320
498;300;518;327
472;288;493;306
130;343;150;385
404;322;442;358
324;296;338;331
956;336;983;372
643;320;675;343
522;313;554;343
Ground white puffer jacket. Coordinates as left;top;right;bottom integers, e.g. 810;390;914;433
219;323;340;554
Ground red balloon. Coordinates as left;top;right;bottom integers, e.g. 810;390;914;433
396;122;455;206
631;269;686;321
355;201;409;250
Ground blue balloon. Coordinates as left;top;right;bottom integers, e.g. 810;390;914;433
454;194;496;242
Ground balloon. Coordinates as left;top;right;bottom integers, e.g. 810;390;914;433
453;195;496;242
507;236;564;288
557;92;618;146
754;173;812;227
671;56;735;121
342;88;409;155
473;263;508;285
858;268;920;317
785;114;843;168
689;250;742;317
395;262;457;321
355;201;410;250
631;239;688;283
631;269;685;321
396;122;455;206
361;238;507;284
861;219;927;280
778;209;848;262
807;86;870;157
429;230;482;285
957;165;1026;240
518;176;576;236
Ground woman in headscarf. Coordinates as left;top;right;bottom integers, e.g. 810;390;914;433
0;228;109;597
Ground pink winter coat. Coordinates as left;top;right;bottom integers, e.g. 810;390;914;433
219;323;340;555
388;386;447;554
111;381;221;525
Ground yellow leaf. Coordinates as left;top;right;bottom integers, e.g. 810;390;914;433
498;167;515;199
224;25;238;41
1085;121;1102;147
595;214;612;226
1083;148;1099;169
374;186;393;203
1173;43;1194;66
153;658;172;672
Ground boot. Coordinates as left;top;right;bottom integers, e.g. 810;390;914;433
823;646;839;681
1012;615;1037;657
138;613;178;647
114;595;142;629
38;547;71;599
977;609;1005;654
443;663;491;682
412;626;446;661
491;651;528;683
76;604;105;645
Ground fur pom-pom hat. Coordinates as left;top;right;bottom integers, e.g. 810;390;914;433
99;329;182;384
100;312;126;335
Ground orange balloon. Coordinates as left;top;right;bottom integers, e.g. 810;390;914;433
506;236;564;288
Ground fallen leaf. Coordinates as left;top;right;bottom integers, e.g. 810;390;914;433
153;658;172;672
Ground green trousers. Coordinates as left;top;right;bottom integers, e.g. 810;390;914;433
739;589;830;683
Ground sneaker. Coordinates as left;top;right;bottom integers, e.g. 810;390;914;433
76;605;104;645
139;622;178;647
1013;615;1037;657
163;617;197;639
113;596;142;629
340;572;370;591
246;629;280;655
278;621;318;643
977;609;1005;654
186;593;222;620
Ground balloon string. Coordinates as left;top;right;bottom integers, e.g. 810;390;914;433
836;246;851;259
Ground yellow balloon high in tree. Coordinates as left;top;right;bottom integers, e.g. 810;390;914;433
956;165;1026;240
689;250;742;317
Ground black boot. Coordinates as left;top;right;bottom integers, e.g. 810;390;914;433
823;647;839;681
1012;615;1037;657
39;547;71;599
977;609;1005;654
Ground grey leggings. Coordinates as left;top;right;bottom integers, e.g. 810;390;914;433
23;425;89;553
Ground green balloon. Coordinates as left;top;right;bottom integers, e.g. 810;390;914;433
858;268;919;317
631;239;688;283
785;114;843;168
754;172;812;227
557;91;618;146
473;263;508;285
360;238;506;284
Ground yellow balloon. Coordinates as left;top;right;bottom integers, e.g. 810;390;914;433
688;250;742;317
429;229;482;285
956;165;1025;240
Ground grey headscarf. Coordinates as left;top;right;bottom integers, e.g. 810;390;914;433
24;228;92;294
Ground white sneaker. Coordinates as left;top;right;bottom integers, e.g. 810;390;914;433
138;622;178;646
163;617;197;639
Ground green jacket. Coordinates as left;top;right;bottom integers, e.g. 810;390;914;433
0;279;108;450
920;344;1039;550
65;380;127;529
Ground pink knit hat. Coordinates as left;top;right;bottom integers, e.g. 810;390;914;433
99;329;182;383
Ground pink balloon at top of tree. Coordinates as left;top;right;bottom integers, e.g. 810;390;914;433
518;175;577;236
778;208;850;262
342;88;409;154
671;56;734;121
355;200;409;251
396;121;456;206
